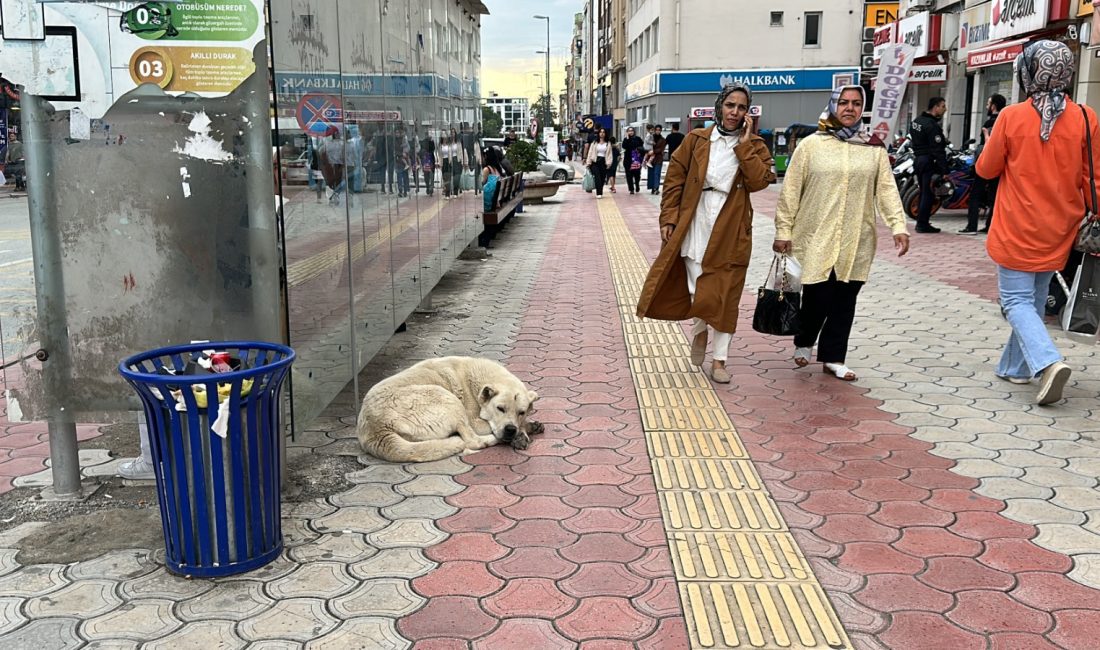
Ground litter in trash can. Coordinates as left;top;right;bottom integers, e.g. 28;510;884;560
119;341;295;578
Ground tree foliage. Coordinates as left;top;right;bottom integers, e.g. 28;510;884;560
531;96;558;128
505;140;539;173
481;105;503;138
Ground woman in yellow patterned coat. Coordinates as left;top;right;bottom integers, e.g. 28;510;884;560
773;86;909;381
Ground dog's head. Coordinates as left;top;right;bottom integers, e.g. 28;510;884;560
478;384;538;441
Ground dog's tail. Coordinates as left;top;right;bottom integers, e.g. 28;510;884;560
362;431;467;463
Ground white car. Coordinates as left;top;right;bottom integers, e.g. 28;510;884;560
537;150;576;182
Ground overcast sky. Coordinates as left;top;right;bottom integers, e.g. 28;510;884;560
481;0;580;103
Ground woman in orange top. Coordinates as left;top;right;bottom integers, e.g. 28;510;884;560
975;40;1100;405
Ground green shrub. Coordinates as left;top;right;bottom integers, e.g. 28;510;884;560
505;140;539;173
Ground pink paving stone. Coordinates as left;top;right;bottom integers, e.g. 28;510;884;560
919;556;1016;593
867;434;933;452
567;416;628;433
398;596;497;640
579;641;634;650
988;633;1062;650
481;578;577;619
884;450;954;470
501;496;579;521
798;490;877;516
772;451;844;473
567;405;627;419
455;464;523;486
508;475;581;498
495;519;580;549
835;459;909;480
471;619;575;650
489;547;578;580
852;478;932;503
412;561;503;598
871;501;955;528
568;430;630;449
565;448;631;466
924;489;1005;513
425;533;510;563
816;514;901;544
620;474;658;497
947;591;1053;634
837;542;926;575
0;456;46;477
637;616;691;650
893;527;984;558
563;485;636;509
1049;610;1100;649
563;508;642;535
523;439;579;457
809;557;865;595
807;427;875;445
7;441;50;459
559;562;650;598
632;577;682;618
565;465;633;487
0;431;47;449
622;493;661;520
561;533;647;564
570;392;630;406
821;443;889;462
446;485;520;509
557;597;658;641
854;574;954;613
462;445;518;466
879;611;986;650
905;467;981;490
783;470;860;492
1011;572;1100;611
628;547;676;580
624;519;668;548
948;511;1038;541
437;508;517;534
412;640;468;650
979;538;1074;574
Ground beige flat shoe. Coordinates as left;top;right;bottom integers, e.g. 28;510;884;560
690;331;708;366
710;364;731;384
1037;361;1071;406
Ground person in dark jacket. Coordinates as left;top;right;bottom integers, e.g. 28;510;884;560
621;126;645;194
665;122;686;158
909;96;948;233
962;93;1006;234
646;125;667;195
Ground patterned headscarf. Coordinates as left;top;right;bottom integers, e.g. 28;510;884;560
817;85;882;147
714;84;752;136
1017;40;1074;142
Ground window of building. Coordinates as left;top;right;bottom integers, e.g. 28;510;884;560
770;12;783;27
804;12;821;47
652;19;659;54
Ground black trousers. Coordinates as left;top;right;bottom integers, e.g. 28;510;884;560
794;271;864;364
966;176;998;230
625;166;641;193
915;155;939;228
593;158;607;195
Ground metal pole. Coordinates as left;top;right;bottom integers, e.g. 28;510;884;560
22;91;82;497
545;19;551;130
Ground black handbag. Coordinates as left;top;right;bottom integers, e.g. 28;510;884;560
1076;104;1100;254
752;256;801;336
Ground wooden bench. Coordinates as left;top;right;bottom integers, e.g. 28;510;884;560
479;172;524;247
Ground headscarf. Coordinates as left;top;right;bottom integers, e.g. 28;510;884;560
817;85;882;147
714;84;752;137
1017;40;1074;142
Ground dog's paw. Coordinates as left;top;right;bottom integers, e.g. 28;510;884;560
510;431;531;450
525;420;545;436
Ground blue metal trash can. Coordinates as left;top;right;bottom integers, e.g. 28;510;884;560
119;341;295;577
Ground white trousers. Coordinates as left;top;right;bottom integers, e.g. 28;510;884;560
685;257;732;362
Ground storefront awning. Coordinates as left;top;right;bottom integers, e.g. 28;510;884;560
967;38;1030;70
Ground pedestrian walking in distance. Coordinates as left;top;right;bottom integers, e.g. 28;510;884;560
622;126;644;194
773;85;910;381
636;84;776;384
974;40;1100;405
585;128;612;198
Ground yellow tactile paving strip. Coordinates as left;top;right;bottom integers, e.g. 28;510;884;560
597;198;851;650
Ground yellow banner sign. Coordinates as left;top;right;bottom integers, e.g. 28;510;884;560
865;3;900;28
129;46;255;94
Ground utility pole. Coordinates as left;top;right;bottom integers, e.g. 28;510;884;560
534;15;551;131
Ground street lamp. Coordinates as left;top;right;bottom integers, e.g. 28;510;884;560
533;15;551;133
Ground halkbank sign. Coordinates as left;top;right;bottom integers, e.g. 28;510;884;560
657;68;860;94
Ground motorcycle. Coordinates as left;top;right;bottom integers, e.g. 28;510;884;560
899;140;990;221
890;140;914;191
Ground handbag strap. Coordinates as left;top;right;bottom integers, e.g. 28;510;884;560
1082;104;1097;214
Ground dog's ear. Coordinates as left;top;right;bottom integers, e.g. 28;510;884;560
480;385;498;403
527;390;539;405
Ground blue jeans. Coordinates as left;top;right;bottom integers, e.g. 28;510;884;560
997;266;1062;379
648;161;664;191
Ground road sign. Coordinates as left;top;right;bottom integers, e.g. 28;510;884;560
296;93;343;135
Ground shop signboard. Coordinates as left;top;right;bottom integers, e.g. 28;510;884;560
869;43;916;144
909;65;948;84
625;73;657;102
898;12;933;58
968;39;1027;67
864;3;899;28
658;67;860;94
989;0;1050;40
873;23;897;63
958;2;994;58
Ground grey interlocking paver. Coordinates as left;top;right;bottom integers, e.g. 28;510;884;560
283;516;322;548
1069;554;1100;587
1035;524;1100;556
117;567;215;601
143;620;246;649
1004;498;1086;525
381;496;457;520
951;459;1023;478
394;474;465;497
177;580;273;622
329;578;424;619
238;598;338;642
2;617;82;649
998;449;1068;468
0;596;27;634
0;564;68;597
345;465;415;485
348;548;435;580
327;483;404;508
24;579;123;619
311;506;389;535
80;598;180;640
930;443;998;461
978;477;1055;501
288;533;377;564
951;419;1017;435
405;456;471;475
971;433;1040;451
367;519;448;549
912;427;976;444
0;547;18;577
1012;424;1081;442
0;522;48;548
266;562;357;600
68;550;155;582
1050;486;1100;510
306;617;410;650
282;499;338;520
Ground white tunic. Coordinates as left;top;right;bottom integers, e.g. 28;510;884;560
681;128;742;262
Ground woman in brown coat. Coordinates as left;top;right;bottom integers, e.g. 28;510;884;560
636;84;776;383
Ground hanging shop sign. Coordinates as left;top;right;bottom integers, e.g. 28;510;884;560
958;2;994;58
873;23;897;63
897;12;941;59
990;0;1051;40
869;43;916;144
864;3;900;28
967;38;1028;67
909;65;948;84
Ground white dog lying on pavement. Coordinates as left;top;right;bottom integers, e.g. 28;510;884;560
356;356;543;463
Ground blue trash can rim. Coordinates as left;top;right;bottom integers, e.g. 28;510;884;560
119;341;295;386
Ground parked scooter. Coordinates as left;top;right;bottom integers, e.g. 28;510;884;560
890;140;914;192
899;140;990;221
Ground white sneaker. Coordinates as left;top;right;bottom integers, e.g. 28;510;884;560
118;457;155;480
1037;361;1071;406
